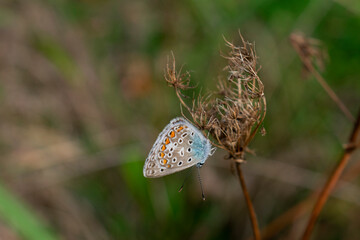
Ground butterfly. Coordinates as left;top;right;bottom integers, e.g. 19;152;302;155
143;117;215;178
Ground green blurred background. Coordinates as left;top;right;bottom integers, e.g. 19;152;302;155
0;0;360;239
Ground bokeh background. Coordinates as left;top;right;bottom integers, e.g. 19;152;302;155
1;0;360;239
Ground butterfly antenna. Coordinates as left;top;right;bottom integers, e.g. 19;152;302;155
196;164;206;201
178;168;193;193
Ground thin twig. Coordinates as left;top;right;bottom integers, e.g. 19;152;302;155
257;154;360;240
176;90;193;118
301;108;360;240
289;33;355;122
304;62;354;122
257;33;359;240
235;162;261;240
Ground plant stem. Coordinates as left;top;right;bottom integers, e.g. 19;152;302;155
257;154;360;240
290;34;355;122
306;64;354;122
235;162;261;240
301;108;360;240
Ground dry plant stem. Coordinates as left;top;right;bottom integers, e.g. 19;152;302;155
236;162;261;240
305;63;354;122
258;155;360;240
176;90;192;117
290;34;354;122
301;108;360;240
259;110;360;240
259;34;358;240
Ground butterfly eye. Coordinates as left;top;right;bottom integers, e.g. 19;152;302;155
187;157;192;162
178;138;183;144
181;133;188;138
169;147;174;152
160;169;164;172
187;147;192;153
174;142;178;147
178;161;183;166
168;152;172;157
188;140;193;145
172;157;177;163
191;132;195;136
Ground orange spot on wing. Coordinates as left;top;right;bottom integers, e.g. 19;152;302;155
170;131;175;138
160;152;165;158
160;159;168;165
161;145;166;151
177;126;183;132
166;164;171;168
165;138;170;145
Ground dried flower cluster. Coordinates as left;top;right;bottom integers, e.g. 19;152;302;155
165;33;266;162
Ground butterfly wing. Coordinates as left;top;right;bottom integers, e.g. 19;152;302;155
143;118;210;178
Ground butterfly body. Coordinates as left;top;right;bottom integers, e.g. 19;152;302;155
190;133;210;164
143;117;213;178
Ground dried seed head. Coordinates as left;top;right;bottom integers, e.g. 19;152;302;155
165;33;266;162
165;52;195;92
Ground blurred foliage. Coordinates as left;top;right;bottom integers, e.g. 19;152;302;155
0;0;359;239
0;183;58;240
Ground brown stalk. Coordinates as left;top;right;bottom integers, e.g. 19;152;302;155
289;33;355;122
289;33;360;240
236;162;261;240
258;153;360;240
301;108;360;240
257;33;359;240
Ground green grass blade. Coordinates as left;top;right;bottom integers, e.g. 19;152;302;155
0;183;58;240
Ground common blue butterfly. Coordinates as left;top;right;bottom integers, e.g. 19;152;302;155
143;117;215;178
